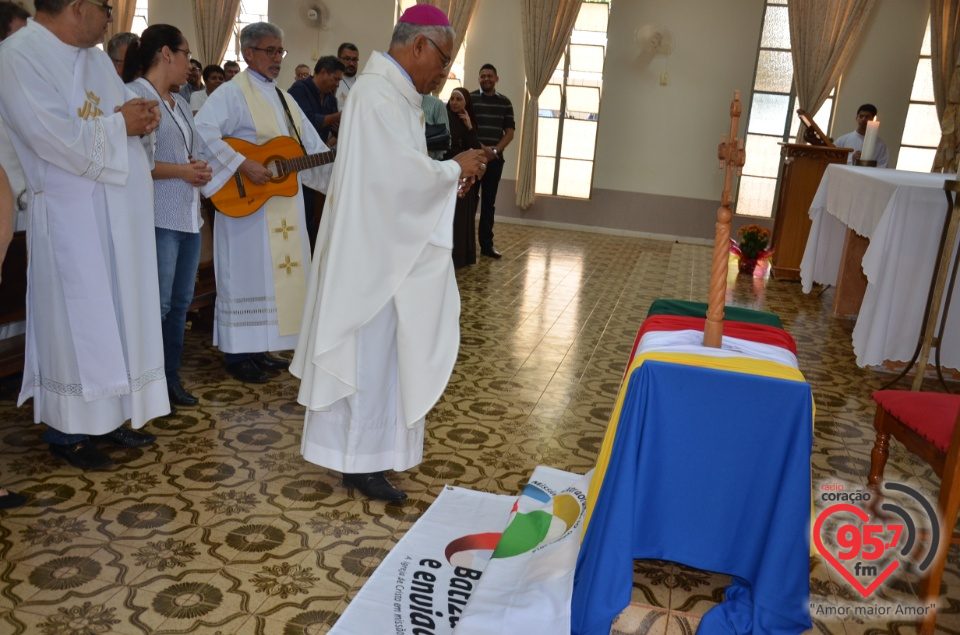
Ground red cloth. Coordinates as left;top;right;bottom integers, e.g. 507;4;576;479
627;314;798;367
872;390;960;453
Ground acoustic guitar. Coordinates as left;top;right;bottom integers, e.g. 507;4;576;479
210;136;335;218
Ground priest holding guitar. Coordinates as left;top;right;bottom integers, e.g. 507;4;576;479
196;22;333;385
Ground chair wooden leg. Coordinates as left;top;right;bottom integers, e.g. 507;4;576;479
918;416;960;635
867;409;892;518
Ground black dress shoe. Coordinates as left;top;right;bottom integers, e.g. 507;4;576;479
168;383;199;407
101;427;157;448
0;490;26;509
342;472;408;502
480;247;503;259
50;441;114;470
226;359;269;383
251;352;290;371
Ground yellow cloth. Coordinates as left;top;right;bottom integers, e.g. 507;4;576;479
234;72;306;337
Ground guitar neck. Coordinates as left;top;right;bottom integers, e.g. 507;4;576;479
279;150;335;175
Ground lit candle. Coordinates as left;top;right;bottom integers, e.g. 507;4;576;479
861;117;879;162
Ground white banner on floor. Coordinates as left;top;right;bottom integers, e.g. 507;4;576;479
329;466;588;635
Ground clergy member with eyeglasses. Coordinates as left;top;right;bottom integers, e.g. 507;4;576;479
0;0;168;470
194;22;333;385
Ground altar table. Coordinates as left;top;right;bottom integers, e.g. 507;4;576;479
799;165;960;368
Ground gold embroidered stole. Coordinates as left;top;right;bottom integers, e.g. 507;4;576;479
235;72;306;337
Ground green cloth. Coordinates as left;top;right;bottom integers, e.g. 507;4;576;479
647;299;783;329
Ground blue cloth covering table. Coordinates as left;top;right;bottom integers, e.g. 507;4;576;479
571;352;813;635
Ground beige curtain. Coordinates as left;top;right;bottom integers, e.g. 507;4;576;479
105;0;137;41
930;0;960;172
788;0;874;137
193;0;243;67
515;0;581;210
416;0;479;94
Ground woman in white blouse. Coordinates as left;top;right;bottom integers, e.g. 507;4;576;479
123;25;216;409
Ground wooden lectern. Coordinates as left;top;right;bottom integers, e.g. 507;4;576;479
769;111;851;281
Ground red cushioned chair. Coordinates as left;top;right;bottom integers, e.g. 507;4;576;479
868;390;960;635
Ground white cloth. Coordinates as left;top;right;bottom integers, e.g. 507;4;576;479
194;70;331;354
0;20;168;433
291;52;461;473
801;165;954;292
799;163;960;368
190;90;209;113
834;130;889;168
636;329;799;370
335;74;354;110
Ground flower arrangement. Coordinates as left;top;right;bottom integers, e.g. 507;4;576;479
730;224;772;259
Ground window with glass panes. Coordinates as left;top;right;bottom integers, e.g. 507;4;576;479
736;0;835;218
897;18;940;172
130;0;148;36
534;0;609;199
222;0;269;69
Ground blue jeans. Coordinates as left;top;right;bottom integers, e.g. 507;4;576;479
155;227;202;386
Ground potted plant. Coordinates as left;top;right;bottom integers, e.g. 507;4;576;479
730;224;773;275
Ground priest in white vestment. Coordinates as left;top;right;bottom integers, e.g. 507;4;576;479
291;5;487;502
0;0;168;471
195;22;331;385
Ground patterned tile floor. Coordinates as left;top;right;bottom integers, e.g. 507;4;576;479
0;222;958;634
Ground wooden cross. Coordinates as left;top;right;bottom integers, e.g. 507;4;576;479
703;90;746;348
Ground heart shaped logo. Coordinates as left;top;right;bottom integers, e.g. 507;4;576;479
813;503;899;598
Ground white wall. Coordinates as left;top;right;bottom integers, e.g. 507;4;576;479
271;0;395;89
31;0;925;240
595;0;763;200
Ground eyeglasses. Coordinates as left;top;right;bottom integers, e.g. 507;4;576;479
175;49;193;60
250;46;287;59
423;36;452;71
77;0;113;18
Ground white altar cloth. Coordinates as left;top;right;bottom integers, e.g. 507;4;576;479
799;164;960;369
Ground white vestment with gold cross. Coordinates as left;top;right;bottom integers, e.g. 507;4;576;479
0;20;169;433
195;70;331;355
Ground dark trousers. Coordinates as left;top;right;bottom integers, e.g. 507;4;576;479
477;157;504;250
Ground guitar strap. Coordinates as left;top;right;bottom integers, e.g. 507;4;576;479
275;87;306;153
234;71;306;337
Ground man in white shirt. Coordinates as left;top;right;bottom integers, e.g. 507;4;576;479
0;0;167;470
195;22;331;385
335;42;359;110
291;5;486;502
834;103;889;168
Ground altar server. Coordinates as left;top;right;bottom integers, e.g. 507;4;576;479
0;0;167;470
291;5;487;502
195;21;331;384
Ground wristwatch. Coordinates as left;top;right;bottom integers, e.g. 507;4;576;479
492;148;499;157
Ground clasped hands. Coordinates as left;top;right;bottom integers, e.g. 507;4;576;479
118;98;161;136
182;158;212;188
